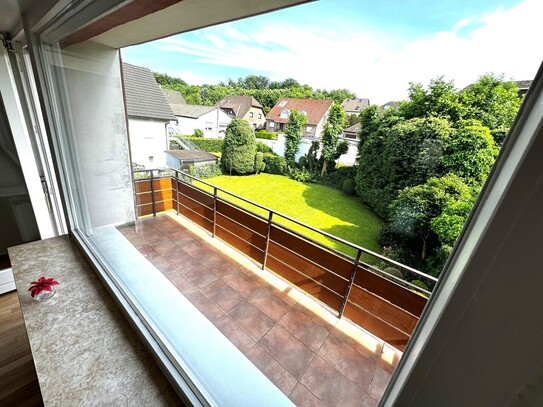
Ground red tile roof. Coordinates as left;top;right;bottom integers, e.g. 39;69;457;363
266;98;334;125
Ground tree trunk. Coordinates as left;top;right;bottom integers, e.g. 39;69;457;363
421;232;429;261
321;160;328;176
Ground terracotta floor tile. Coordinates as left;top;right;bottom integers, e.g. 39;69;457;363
162;252;200;271
279;308;331;352
378;343;402;375
227;301;275;341
138;244;159;258
331;320;384;361
201;279;243;312
148;255;172;271
185;291;223;321
212;314;256;354
317;334;375;390
210;260;240;278
140;229;164;244
259;325;314;379
179;263;218;288
246;344;297;396
149;238;179;256
222;268;263;297
168;272;198;295
300;356;367;407
289;383;326;407
248;286;293;321
368;366;391;401
180;241;206;256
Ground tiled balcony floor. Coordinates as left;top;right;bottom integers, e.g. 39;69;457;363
118;212;402;407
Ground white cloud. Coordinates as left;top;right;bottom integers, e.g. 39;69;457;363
156;0;542;104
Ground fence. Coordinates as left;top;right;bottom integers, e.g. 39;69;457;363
133;169;437;351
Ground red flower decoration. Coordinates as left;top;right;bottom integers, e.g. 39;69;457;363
28;276;60;298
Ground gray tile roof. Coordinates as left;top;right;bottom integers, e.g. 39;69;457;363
122;62;175;120
171;104;216;118
166;150;219;162
162;88;186;105
341;98;370;112
217;96;264;118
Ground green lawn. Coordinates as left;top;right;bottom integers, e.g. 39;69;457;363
195;174;383;258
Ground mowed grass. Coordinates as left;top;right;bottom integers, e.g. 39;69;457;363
195;173;383;258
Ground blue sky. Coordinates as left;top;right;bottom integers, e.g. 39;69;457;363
121;0;541;104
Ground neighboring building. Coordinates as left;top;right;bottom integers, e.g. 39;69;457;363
161;88;186;105
515;80;532;97
217;96;266;130
166;150;218;170
381;101;400;110
341;98;370;116
171;104;232;138
265;98;334;138
122;62;175;169
342;123;361;140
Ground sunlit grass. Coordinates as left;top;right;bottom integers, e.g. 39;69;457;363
195;173;383;259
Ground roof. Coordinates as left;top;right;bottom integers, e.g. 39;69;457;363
381;101;399;109
166;150;219;163
122;63;175;120
341;98;370;112
515;80;532;90
171;104;216;118
162;88;186;105
217;96;264;118
343;123;361;134
266;98;334;125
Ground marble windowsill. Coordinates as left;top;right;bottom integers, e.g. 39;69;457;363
8;235;181;406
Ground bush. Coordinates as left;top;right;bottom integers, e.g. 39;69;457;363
221;119;257;175
193;128;204;138
188;163;222;179
411;279;429;291
255;130;278;140
342;178;356;196
262;153;287;175
184;137;223;152
256;142;273;154
320;166;356;190
383;267;403;279
254;152;265;174
289;168;313;182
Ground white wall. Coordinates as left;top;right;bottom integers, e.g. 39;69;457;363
128;117;168;168
176;108;231;138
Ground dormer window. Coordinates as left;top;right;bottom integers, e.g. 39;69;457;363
280;109;290;119
278;100;287;107
299;110;307;116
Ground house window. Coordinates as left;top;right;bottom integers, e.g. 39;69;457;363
306;126;313;132
280;109;290;119
269;121;275;128
249;112;254;118
148;156;154;162
278;100;287;107
258;113;262;119
300;110;307;116
205;122;213;131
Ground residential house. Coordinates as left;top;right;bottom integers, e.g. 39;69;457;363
515;80;532;97
166;150;219;170
266;98;334;138
162;88;186;105
122;62;175;169
341;98;370;116
217;96;266;130
2;1;543;406
381;101;400;110
171;104;232;138
342;123;361;140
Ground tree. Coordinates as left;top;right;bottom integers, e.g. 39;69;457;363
321;103;346;175
389;174;472;262
284;110;307;165
442;121;499;186
221;119;256;175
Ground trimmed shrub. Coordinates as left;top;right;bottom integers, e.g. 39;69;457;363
184;137;223;152
221;119;257;175
254;152;265;174
188;163;222;179
383;267;403;279
411;279;429;291
342;178;356;196
193;128;204;138
320;166;356;190
255;130;278;140
262;153;287;175
289;168;313;182
256;142;273;154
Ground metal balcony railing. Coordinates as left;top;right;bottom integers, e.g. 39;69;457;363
132;168;437;351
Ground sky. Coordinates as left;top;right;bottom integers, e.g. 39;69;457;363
121;0;543;105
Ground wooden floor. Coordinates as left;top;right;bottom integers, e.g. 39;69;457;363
0;291;43;407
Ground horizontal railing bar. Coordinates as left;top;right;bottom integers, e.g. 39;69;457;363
347;283;420;319
175;191;214;210
214;224;266;254
134;188;173;195
344;300;414;337
215;196;270;223
363;263;433;294
177;204;214;224
266;253;345;299
270;238;351;283
215;212;268;240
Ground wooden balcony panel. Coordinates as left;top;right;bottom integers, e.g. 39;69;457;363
134;178;172;193
216;200;268;236
215;226;265;264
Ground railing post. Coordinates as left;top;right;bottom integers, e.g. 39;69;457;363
262;211;274;270
339;248;362;318
212;187;218;238
174;170;179;216
150;170;156;217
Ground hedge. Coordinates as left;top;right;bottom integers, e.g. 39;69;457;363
184;137;223;152
255;130;278;140
262;153;287;175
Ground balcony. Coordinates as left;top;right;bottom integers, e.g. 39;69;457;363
122;170;436;405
